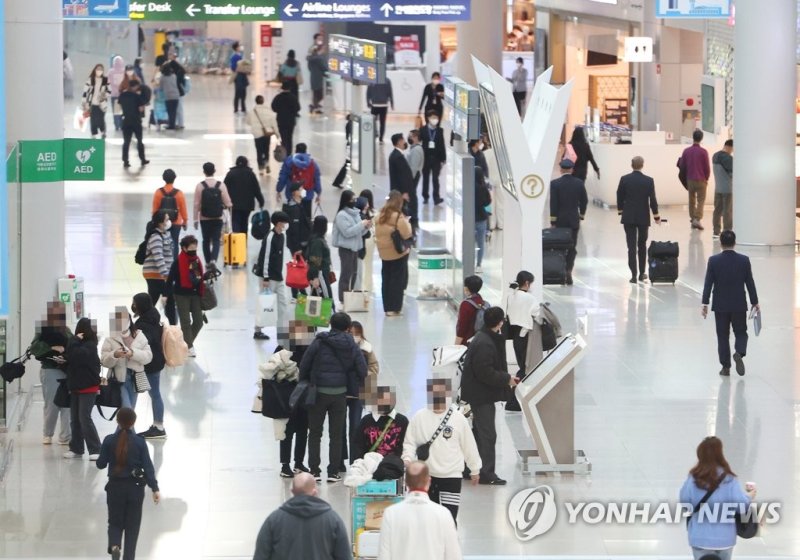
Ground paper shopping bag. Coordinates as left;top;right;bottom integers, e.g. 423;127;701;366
257;291;278;328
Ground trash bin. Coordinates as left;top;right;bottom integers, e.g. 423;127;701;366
416;248;451;301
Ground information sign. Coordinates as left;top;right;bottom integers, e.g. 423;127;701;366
18;139;105;183
279;0;470;21
327;34;387;85
129;0;280;21
63;0;130;20
655;0;731;18
63;139;106;181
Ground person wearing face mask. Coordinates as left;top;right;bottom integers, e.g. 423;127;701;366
118;79;150;169
141;210;176;326
254;212;292;341
166;236;205;357
306;33;327;114
503;270;542;412
130;293;169;439
352;385;408;461
101;307;153;411
510;57;528;116
402;378;481;523
418;72;445;120
82;63;110;139
405;130;424;232
388;133;414;203
332;190;371;303
419;112;447;205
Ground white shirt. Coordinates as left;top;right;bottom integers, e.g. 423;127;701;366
378;491;462;560
401;407;481;479
505;288;538;332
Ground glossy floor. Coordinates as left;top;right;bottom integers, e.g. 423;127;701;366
1;76;799;559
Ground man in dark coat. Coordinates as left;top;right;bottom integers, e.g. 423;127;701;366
306;33;327;114
616;156;660;283
460;307;516;485
223;155;265;234
549;159;589;285
702;230;760;377
418;111;447;205
271;82;302;154
388;133;414;200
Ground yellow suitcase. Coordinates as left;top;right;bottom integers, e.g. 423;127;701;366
224;233;247;267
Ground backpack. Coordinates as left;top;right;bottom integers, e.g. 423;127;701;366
250;209;271;240
161;324;188;367
466;297;491;332
290;160;316;191
158;188;179;221
201;181;224;218
134;229;153;265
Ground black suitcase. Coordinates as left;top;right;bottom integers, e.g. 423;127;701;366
543;249;567;285
648;241;679;259
542;227;574;251
649;255;679;284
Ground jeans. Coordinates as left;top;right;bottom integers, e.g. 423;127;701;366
90;105;106;136
307;392;347;475
165;99;179;130
715;311;748;368
713;193;733;235
121;370;137;409
254;134;271;170
167;224;181;264
234;86;247;112
692;548;732;560
106;479;145;560
120;370;163;424
231;209;250;234
371;106;388;141
381;256;408;313
111;97;122;130
338;248;359;302
41;368;71;441
624;224;649;277
278;122;295;154
69;392;101;455
175;294;204;348
177;97;184;128
471;402;498;480
341;398;364;464
280;410;309;465
475;220;488;267
422;159;442;201
200;219;223;264
688;180;708;222
146;278;176;326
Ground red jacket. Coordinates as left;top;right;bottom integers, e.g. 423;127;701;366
456;294;484;343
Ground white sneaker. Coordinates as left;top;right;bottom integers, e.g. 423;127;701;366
89;454;100;461
188;347;197;358
42;436;53;445
62;451;82;459
475;266;483;274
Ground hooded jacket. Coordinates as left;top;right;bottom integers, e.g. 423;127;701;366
132;293;165;374
108;56;126;97
332;207;367;252
460;328;512;406
299;330;367;396
253;494;351;560
277;153;321;201
65;337;101;392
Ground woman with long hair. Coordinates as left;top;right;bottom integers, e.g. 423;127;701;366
356;189;376;293
305;216;335;306
679;436;755;560
101;307;153;410
375;191;413;316
503;270;539;411
278;49;302;99
331;190;371;303
96;407;160;560
62;317;102;460
82;63;110;138
566;126;600;182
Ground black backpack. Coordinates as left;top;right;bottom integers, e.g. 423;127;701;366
158;188;179;221
201;181;223;218
134;229;153;265
250;209;271;240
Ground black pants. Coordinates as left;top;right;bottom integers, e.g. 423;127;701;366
146;278;177;325
69;393;101;455
283;79;298;99
624;224;649;277
90;105;106;136
471;402;497;480
338;248;359;302
165;99;179;130
510;324;527;377
409;173;420;230
381;256;408;313
122;121;145;164
200;219;223;264
168;224;181;263
513;91;526;115
231;209;250;234
278;122;295;154
307;392;347;475
312;88;324;109
254;134;271;169
340;397;364;464
234;86;247;112
422;159;442;202
429;477;462;523
566;227;579;272
714;311;748;368
371;106;388;141
280;409;309;465
106;479;145;560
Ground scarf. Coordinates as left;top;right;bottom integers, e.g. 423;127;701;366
178;251;205;294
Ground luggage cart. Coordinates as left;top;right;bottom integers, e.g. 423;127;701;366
350;479;404;559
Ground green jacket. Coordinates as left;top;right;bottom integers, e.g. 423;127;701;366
30;327;74;370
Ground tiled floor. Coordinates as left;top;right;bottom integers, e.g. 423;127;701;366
1;76;799;559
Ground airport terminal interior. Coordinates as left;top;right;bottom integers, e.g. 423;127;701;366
2;0;800;558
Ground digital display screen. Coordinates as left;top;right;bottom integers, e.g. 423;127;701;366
352;59;385;84
479;85;517;199
350;116;361;173
701;83;715;133
328;54;352;79
328;35;353;56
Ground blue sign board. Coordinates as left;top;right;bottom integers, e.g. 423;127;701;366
280;0;470;21
63;0;130;20
0;0;8;317
655;0;731;18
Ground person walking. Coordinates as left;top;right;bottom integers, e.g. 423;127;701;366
419;112;447;205
332;190;371;303
565;126;599;182
510;57;528;115
375;191;413;316
224;156;265;235
62;317;102;461
141;210;176;326
283;183;312;257
307;33;327;114
701;230;759;376
474;168;492;273
679;436;755;560
272;82;301;154
278;50;303;99
299;312;367;483
82;64;110;139
367;80;394;144
549;159;588;285
253;472;351;559
167;236;205;358
248;95;278;174
405;130;423;232
229;41;243;72
96;407;161;560
101;307;152;411
379;462;463;559
254;212;291;341
158;63;181;131
193;162;232;268
418;72;445;120
151;169;188;259
680;129;711;230
118;80;149;168
108;55;127;131
306;216;335;304
130;293;168;439
276;143;321;221
712;140;734;237
616;156;661;283
460;307;516;485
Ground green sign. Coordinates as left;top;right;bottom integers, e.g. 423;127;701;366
129;0;280;20
18;139;104;183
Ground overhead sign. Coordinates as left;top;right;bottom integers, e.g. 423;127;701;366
327;34;387;85
655;0;731;18
63;0;130;20
279;0;470;21
18;139;105;183
129;0;280;20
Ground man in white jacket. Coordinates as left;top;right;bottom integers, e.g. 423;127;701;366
378;461;462;560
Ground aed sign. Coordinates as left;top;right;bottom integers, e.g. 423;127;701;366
18;139;105;183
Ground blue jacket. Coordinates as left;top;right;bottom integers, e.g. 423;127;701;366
679;473;750;550
299;330;367;396
277;153;321;201
96;428;159;491
230;51;242;72
702;250;758;312
331;207;366;252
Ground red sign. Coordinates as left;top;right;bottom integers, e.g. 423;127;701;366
260;24;273;48
393;34;420;53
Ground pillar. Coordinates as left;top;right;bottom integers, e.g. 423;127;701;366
4;0;65;405
733;0;797;245
281;21;320;92
424;22;440;80
455;0;504;85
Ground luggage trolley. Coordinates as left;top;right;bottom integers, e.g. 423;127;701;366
350;479;404;559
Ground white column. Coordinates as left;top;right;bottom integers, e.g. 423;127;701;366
281;21;320;92
5;0;65;400
733;0;797;245
455;0;503;85
424;22;440;79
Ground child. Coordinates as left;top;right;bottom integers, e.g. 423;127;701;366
454;275;488;345
254;211;291;340
352;385;408;461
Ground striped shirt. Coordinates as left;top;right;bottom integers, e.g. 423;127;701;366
142;230;173;280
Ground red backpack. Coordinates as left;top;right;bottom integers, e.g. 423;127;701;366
290;160;316;191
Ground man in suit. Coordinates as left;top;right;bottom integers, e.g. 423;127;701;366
419;111;447;205
702;230;760;376
616;156;661;283
389;133;414;201
549;159;588;285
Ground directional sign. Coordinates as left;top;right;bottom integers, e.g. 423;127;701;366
63;0;130;20
129;0;280;21
280;0;372;21
328;34;387;85
279;0;471;21
376;0;470;20
655;0;730;18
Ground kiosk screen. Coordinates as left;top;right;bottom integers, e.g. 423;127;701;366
479;85;517;199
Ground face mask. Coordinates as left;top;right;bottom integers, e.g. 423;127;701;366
347;200;356;208
407;136;413;145
432;396;447;408
432;80;440;86
131;304;138;316
283;223;290;232
401;142;408;151
377;404;393;415
353;336;362;344
316;40;324;46
163;220;172;230
517;62;524;68
186;249;197;257
429;119;439;126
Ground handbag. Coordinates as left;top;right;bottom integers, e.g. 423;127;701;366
295;294;333;327
289;379;317;412
54;379;71;408
736;507;759;539
0;348;31;383
286;255;310;289
343;291;369;313
262;378;296;419
328;270;337;284
416;406;454;461
133;369;151;393
201;280;218;311
96;376;123;420
390;214;409;254
273;145;288;163
257;291;278;328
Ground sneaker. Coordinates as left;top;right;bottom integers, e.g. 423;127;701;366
42;436;53;445
57;439;71;446
733;352;746;376
62;451;82;459
123;161;131;168
479;476;507;486
327;472;342;483
138;426;167;439
253;331;270;340
111;546;121;560
188;347;197;358
89;454;100;461
140;159;150;166
280;464;294;478
638;274;648;282
475;266;483;274
719;367;731;377
311;470;323;482
629;277;637;284
293;464;310;474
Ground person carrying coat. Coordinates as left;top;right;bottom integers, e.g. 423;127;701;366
224;155;265;234
616;156;660;283
375;191;413;316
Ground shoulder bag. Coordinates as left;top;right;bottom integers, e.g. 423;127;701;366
391;213;409;254
416;406;454;460
686;472;726;528
368;418;395;453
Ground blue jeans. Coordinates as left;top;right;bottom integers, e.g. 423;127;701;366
475;220;488;267
122;370;164;424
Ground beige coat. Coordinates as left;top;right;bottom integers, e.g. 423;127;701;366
375;210;413;261
101;331;153;381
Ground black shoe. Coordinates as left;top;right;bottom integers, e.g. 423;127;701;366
639;274;648;282
253;331;270;340
434;198;444;205
566;274;574;285
327;472;342;483
123;161;131;168
720;367;731;377
280;464;294;478
423;198;429;204
311;470;322;482
332;183;344;189
733;353;745;376
629;277;637;284
504;401;521;412
111;546;121;560
140;159;150;166
138;426;167;439
479;476;507;485
293;464;310;474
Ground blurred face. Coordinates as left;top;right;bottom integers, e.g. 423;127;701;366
427;379;451;410
46;303;67;328
94;65;104;77
376;390;396;415
288;320;316;349
110;309;130;333
292;188;303;202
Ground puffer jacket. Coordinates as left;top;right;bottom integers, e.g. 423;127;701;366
460;328;512;406
375;210;413;261
101;330;153;381
332;207;366;252
299;330;367;396
259;349;299;382
132;293;165;374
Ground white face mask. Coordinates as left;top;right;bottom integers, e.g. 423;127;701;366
283;223;290;232
429;119;439;126
353;336;363;344
163;219;172;230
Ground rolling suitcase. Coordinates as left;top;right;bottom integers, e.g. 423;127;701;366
224;232;247;267
542;227;574;251
542;250;567;285
648;241;679;284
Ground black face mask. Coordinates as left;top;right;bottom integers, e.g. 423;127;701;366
377;404;393;415
407;137;413;145
186;250;197;257
131;304;138;316
432;396;447;407
346;201;356;208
